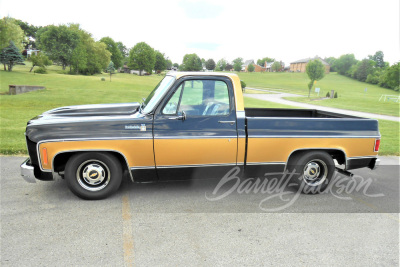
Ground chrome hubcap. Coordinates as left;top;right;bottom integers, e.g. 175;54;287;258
76;160;110;191
303;159;328;186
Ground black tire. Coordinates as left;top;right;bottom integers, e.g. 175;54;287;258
64;152;122;200
287;151;335;194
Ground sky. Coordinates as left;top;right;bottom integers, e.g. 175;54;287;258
1;0;399;66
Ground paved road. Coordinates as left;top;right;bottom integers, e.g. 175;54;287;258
244;88;400;122
1;156;399;266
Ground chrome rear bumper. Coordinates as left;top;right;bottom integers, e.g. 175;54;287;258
21;158;36;183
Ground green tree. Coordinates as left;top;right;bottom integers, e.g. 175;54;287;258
225;63;233;71
14;19;40;49
68;24;110;75
205;58;216;70
154;51;167;73
354;59;375;82
0;41;24;71
216;58;227;71
29;52;52;72
128;42;155;75
333;54;358;75
0;17;25;51
379;62;400;90
368;51;385;69
116;41;128;58
247;63;255;72
180;53;202;71
324;57;337;72
36;25;79;70
257;57;275;67
233;57;243;72
100;37;123;69
106;61;115;81
173;63;179;68
306;59;325;98
166;59;172;70
271;61;281;72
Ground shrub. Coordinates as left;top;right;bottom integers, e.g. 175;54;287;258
366;74;379;84
101;77;106;81
326;92;330;97
241;80;246;89
34;67;47;74
334;92;338;98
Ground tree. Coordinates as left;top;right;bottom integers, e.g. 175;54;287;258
14;19;40;49
205;58;216;70
271;61;282;72
225;63;233;71
0;17;25;51
324;57;337;72
29;52;52;72
100;37;123;69
216;59;227;71
128;42;155;75
233;57;243;72
68;24;110;75
257;57;275;67
247;63;255;72
353;59;374;82
306;59;325;98
116;41;128;58
173;63;179;68
379;62;399;90
154;51;167;73
368;51;385;69
166;59;172;70
106;61;115;81
0;41;24;71
333;54;358;75
180;53;202;71
36;25;80;70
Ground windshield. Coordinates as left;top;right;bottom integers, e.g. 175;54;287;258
141;75;175;114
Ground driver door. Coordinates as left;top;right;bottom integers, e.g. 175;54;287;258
153;77;238;180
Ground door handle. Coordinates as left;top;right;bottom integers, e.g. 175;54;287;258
218;120;235;125
168;111;186;121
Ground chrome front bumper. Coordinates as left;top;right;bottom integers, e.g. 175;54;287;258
21;158;36;183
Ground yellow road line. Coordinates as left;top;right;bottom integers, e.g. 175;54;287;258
122;194;134;266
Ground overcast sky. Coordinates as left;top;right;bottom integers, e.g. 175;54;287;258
1;0;399;65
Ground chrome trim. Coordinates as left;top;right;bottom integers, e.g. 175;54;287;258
348;156;378;160
248;135;381;139
154;136;237;139
130;166;156;170
246;162;286;165
20;158;36;183
156;163;237;169
246;117;377;121
51;149;135;182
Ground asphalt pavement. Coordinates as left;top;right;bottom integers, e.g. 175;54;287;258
1;156;399;266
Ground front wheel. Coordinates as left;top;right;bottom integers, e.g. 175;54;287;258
287;151;335;194
65;152;123;200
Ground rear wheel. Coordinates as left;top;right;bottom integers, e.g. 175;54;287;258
65;152;122;200
287;151;335;194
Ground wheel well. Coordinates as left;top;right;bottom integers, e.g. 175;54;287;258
287;149;346;166
53;151;130;177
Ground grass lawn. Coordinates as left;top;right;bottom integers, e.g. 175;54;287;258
237;72;399;117
0;64;398;155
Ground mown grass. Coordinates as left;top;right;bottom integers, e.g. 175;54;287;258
0;64;398;155
237;72;399;117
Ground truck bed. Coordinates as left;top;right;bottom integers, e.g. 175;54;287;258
245;108;360;119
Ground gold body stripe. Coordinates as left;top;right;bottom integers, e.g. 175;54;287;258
39;140;154;170
154;138;237;167
246;137;378;163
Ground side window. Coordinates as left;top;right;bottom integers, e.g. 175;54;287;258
162;84;183;114
163;79;230;116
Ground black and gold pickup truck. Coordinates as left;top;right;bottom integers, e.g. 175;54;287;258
21;72;380;199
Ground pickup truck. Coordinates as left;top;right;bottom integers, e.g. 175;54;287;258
21;72;380;199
